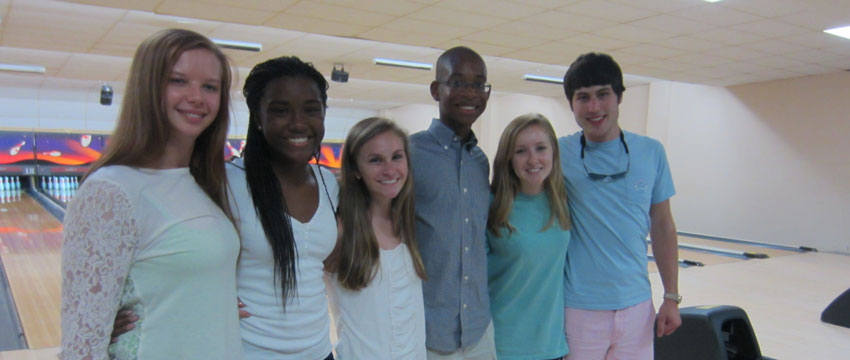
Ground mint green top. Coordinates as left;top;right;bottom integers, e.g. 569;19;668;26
487;192;570;360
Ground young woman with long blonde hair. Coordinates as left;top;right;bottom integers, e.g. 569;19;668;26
487;113;572;360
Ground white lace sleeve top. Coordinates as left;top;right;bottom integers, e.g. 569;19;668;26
60;166;242;360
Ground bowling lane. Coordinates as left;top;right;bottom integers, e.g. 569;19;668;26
679;235;798;258
0;192;62;349
648;247;742;273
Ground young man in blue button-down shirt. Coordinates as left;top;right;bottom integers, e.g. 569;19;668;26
410;46;496;360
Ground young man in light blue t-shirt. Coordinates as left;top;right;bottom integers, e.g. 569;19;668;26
558;52;682;359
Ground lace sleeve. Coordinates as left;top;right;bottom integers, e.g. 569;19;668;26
60;179;139;360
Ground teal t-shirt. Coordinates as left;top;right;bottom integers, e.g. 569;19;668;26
487;192;571;360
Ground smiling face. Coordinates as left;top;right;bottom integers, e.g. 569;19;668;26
355;130;408;204
430;50;489;138
570;84;621;143
510;124;554;195
258;76;326;166
163;48;223;149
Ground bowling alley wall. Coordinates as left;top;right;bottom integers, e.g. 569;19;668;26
1;71;849;254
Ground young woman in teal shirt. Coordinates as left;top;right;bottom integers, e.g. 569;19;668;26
487;113;572;360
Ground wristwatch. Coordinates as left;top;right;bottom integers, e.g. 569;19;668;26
663;292;682;304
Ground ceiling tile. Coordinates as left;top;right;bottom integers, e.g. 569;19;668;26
654;35;725;52
0;47;71;76
263;13;371;37
495;20;575;41
434;39;514;58
559;33;632;51
359;28;441;47
690;28;766;46
531;10;611;32
608;0;698;13
668;52;732;68
285;1;396;27
745;39;813;55
316;0;426;16
596;24;674;43
617;43;686;60
437;0;547;20
407;5;505;29
56;53;130;82
672;3;763;27
63;0;161;12
628;14;715;36
707;45;771;61
560;0;656;23
380;17;476;40
156;0;274;25
721;0;810;18
729;19;812;38
461;30;548;49
775;6;850;31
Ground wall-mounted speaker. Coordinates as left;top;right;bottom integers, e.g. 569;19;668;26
331;64;348;83
100;84;113;106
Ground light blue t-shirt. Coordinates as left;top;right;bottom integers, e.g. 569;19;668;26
559;130;674;310
487;192;570;360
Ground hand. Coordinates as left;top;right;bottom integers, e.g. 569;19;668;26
238;297;252;319
655;300;682;337
110;309;139;343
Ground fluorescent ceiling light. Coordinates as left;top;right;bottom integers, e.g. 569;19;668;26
523;74;563;84
0;63;46;74
824;25;850;40
212;38;262;52
374;58;432;70
702;0;723;3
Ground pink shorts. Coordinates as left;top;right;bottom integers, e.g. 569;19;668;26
564;299;655;360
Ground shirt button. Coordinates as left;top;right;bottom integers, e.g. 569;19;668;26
464;217;469;223
443;145;449;150
463;275;469;281
464;246;469;252
463;188;467;193
463;303;468;309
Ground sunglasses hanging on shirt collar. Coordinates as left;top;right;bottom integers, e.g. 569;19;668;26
580;131;630;182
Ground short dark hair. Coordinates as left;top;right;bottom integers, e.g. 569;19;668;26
563;52;625;105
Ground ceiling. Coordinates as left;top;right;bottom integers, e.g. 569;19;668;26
1;0;849;110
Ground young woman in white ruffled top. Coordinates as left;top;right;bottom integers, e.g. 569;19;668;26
324;117;428;360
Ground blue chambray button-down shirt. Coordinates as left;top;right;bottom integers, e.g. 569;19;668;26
410;119;491;353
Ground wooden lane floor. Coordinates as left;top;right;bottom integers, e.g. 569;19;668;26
0;193;62;349
678;235;799;258
0;347;58;360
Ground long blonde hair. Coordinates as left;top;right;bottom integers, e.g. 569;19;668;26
86;28;235;223
327;117;427;290
487;113;571;237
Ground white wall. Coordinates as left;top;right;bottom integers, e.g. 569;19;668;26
652;72;850;253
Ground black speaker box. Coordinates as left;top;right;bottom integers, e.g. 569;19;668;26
821;288;850;328
655;305;763;360
100;84;113;106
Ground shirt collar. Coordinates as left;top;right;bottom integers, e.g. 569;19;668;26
428;118;479;150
